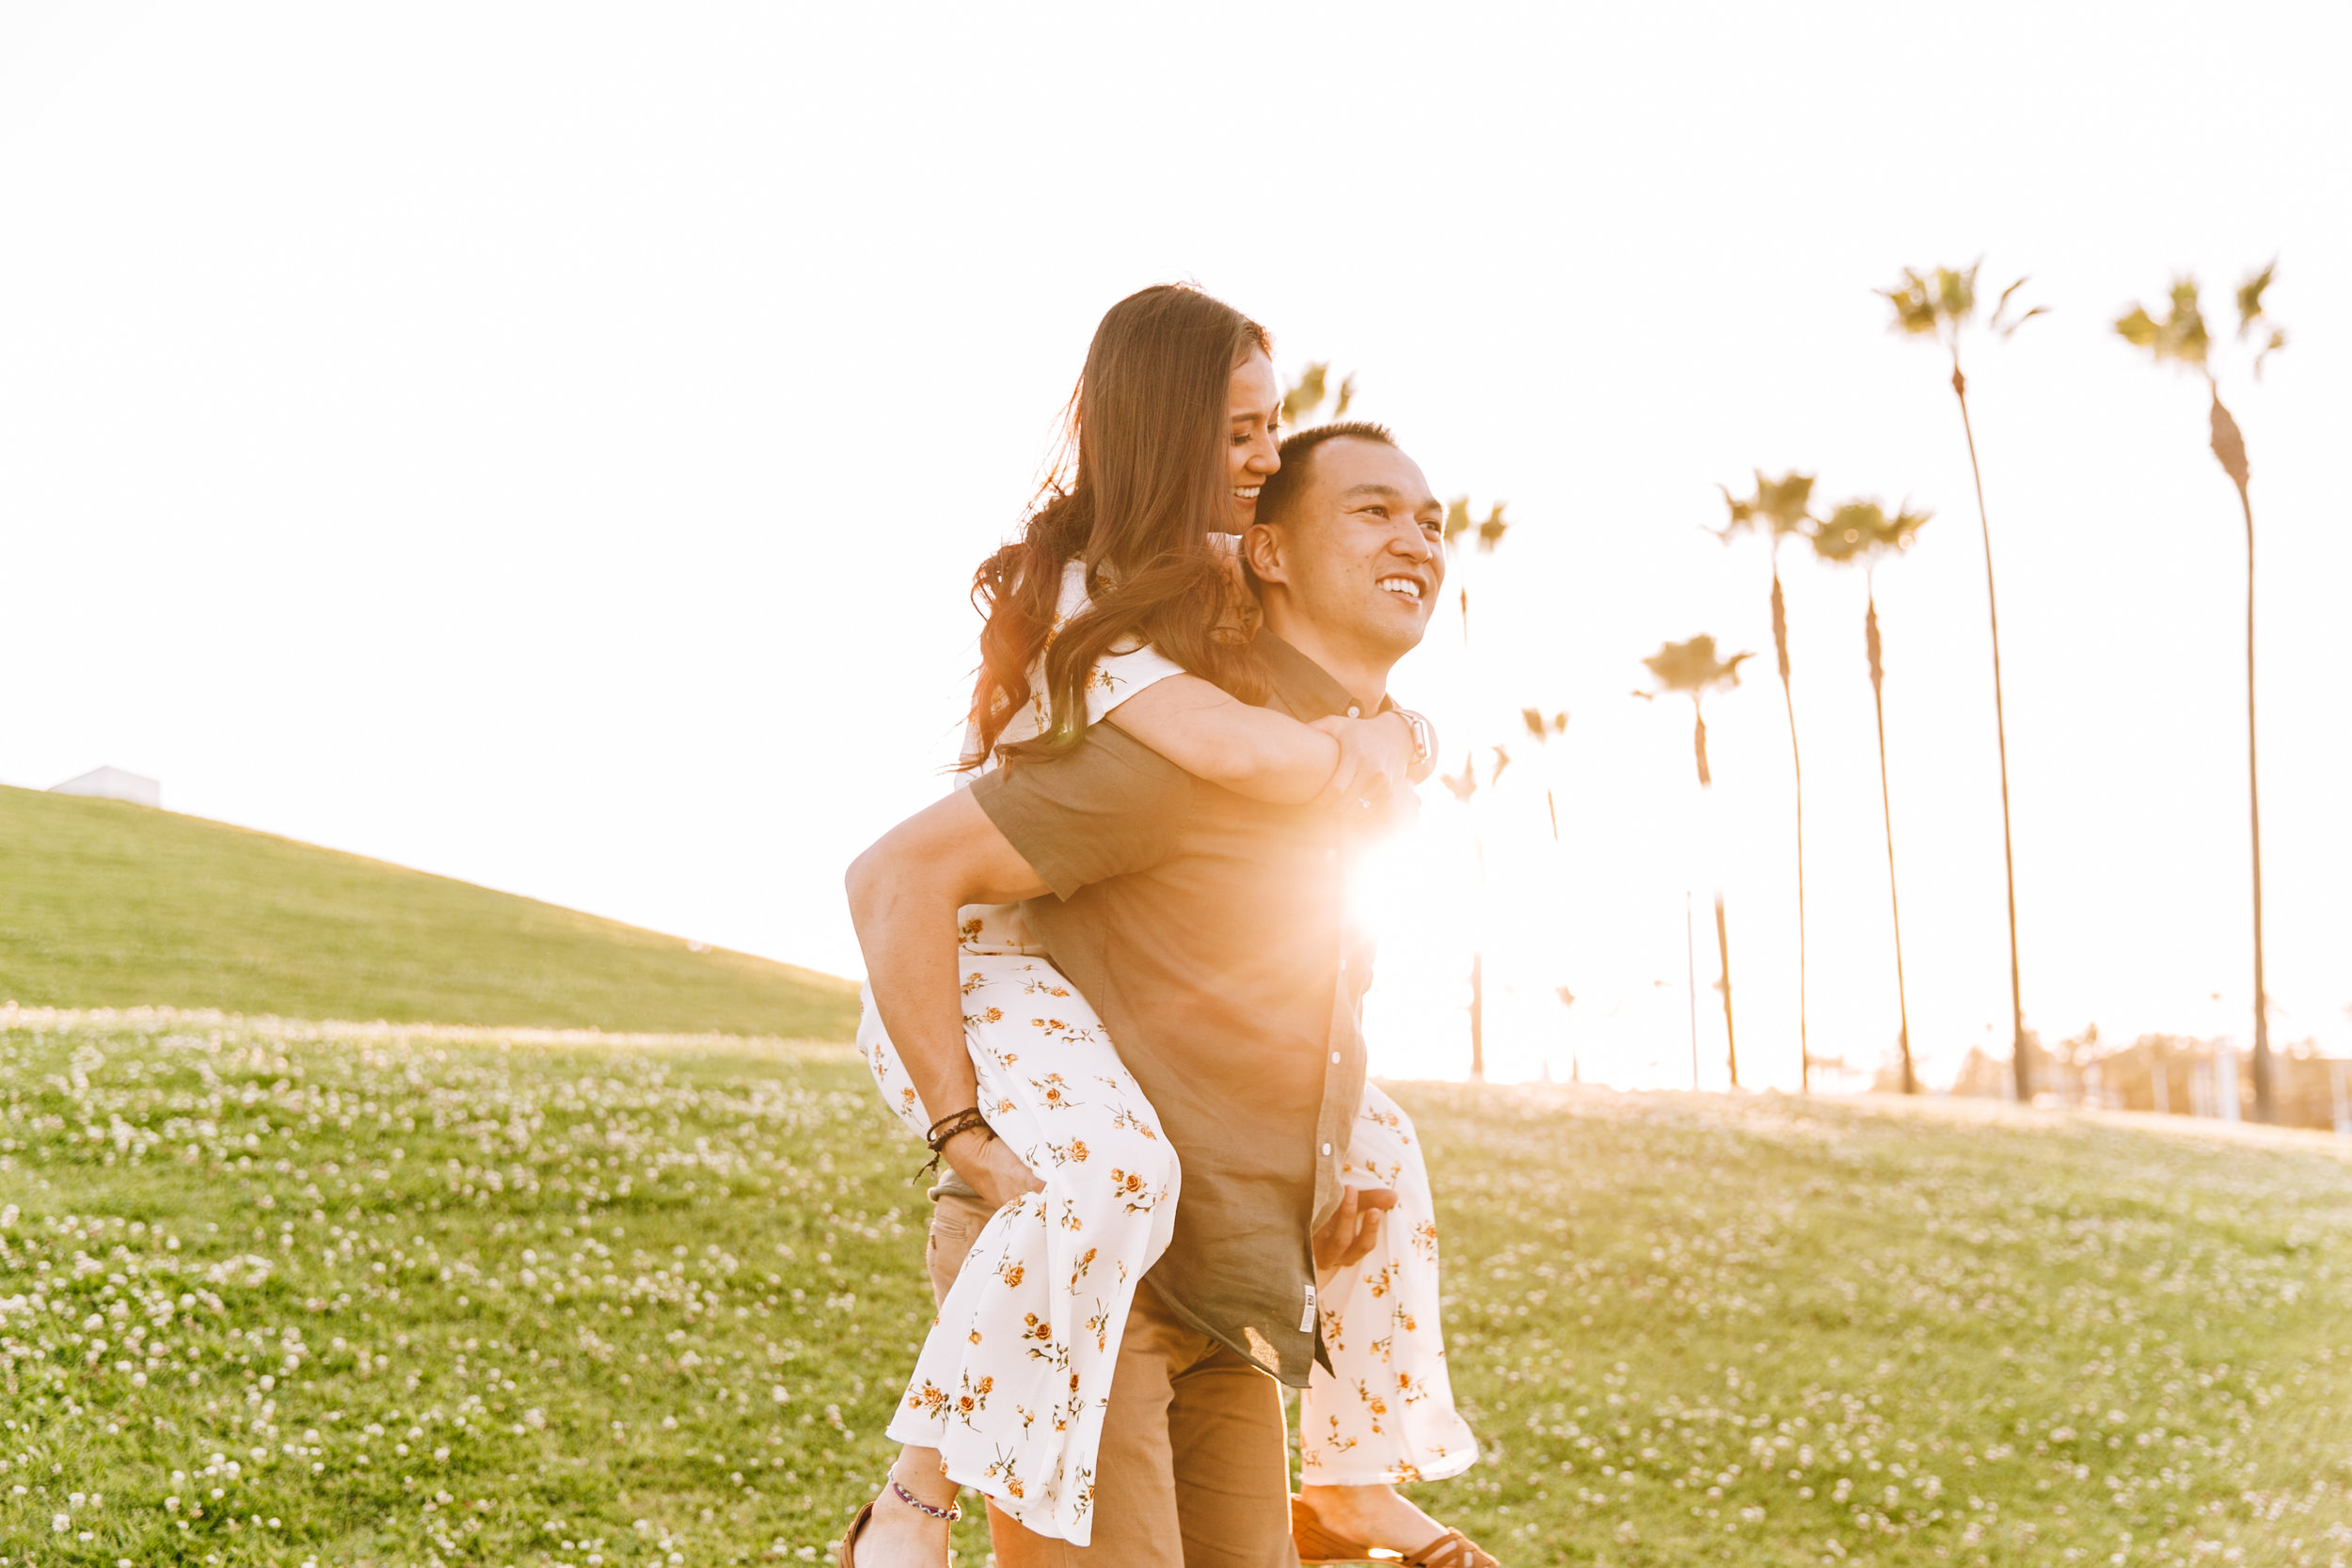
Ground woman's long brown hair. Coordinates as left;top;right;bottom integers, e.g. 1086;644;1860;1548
968;284;1272;768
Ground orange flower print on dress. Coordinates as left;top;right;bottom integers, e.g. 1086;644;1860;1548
1029;1072;1083;1110
1108;1168;1162;1212
1300;1084;1477;1491
862;566;1198;1547
953;1372;995;1425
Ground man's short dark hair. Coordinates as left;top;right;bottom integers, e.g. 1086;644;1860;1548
1256;420;1397;529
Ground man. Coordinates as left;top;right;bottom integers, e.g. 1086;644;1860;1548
848;423;1454;1566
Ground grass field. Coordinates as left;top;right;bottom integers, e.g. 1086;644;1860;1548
3;1010;2349;1568
0;787;856;1038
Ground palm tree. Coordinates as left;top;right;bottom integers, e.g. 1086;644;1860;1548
1281;361;1359;429
1445;495;1510;647
1811;500;1932;1095
1881;262;2043;1104
1437;499;1511;1080
1718;471;1819;1090
1638;634;1752;1088
1519;706;1569;840
1438;750;1511;1083
2116;264;2288;1123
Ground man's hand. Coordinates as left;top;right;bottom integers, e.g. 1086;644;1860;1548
1308;712;1414;812
1312;1183;1398;1288
944;1125;1044;1211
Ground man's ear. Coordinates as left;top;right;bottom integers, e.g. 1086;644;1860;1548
1242;521;1290;589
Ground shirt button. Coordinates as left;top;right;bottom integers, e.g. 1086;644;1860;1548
1346;705;1361;718
1338;958;1349;973
1321;1143;1333;1157
1330;1052;1342;1065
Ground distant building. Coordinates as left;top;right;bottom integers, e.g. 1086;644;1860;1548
49;766;162;808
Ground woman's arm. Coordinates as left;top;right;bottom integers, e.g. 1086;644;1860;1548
846;791;1050;1208
1104;673;1419;807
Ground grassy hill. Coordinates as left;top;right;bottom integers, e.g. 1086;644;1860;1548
4;1014;2346;1566
0;784;857;1037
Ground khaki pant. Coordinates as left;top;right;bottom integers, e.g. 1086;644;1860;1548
926;1193;1297;1568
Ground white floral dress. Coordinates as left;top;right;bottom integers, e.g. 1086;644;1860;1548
861;560;1473;1544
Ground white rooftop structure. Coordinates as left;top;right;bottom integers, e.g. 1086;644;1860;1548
49;767;162;808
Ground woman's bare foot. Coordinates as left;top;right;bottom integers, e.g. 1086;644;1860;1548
844;1463;959;1567
1297;1481;1445;1549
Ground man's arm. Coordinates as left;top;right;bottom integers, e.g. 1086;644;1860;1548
845;788;1051;1206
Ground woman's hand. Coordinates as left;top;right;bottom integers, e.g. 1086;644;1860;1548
1308;710;1416;811
943;1125;1044;1210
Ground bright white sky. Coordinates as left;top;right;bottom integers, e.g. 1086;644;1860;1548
4;2;2346;1090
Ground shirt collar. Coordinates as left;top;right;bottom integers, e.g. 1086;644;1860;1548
1255;631;1388;721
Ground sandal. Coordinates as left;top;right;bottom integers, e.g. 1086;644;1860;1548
1292;1496;1501;1568
836;1498;877;1568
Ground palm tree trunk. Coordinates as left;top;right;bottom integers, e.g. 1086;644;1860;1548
1951;366;2030;1105
1686;892;1699;1091
1691;701;1736;1088
1772;560;1808;1093
1469;950;1485;1084
1468;826;1488;1084
1867;588;1917;1095
2210;392;2273;1121
1715;894;1738;1088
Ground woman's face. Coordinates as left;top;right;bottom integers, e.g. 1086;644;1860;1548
1226;346;1281;531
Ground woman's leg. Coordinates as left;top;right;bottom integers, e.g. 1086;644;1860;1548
857;955;1179;1548
1298;1084;1479;1541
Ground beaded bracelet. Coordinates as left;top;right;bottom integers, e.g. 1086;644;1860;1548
891;1471;962;1522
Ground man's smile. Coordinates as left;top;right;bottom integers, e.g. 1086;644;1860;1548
1375;571;1427;603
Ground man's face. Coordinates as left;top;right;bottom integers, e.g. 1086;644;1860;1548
1248;438;1445;659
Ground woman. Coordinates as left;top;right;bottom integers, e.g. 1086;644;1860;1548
846;285;1486;1567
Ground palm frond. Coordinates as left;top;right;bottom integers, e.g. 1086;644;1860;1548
1443;495;1472;546
1476;502;1509;554
1718;469;1816;542
1641;634;1752;698
2235;259;2278;336
1879;267;1941;337
1521;707;1568;741
2253;326;2288;380
1811;499;1931;566
2115;277;2212;369
1438;755;1478;803
1281;362;1328;427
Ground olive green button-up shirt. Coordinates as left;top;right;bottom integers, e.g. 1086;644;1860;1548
968;633;1392;1387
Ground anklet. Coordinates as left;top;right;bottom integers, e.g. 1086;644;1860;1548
890;1472;962;1523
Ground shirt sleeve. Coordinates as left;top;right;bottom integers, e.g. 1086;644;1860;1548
968;725;1193;900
